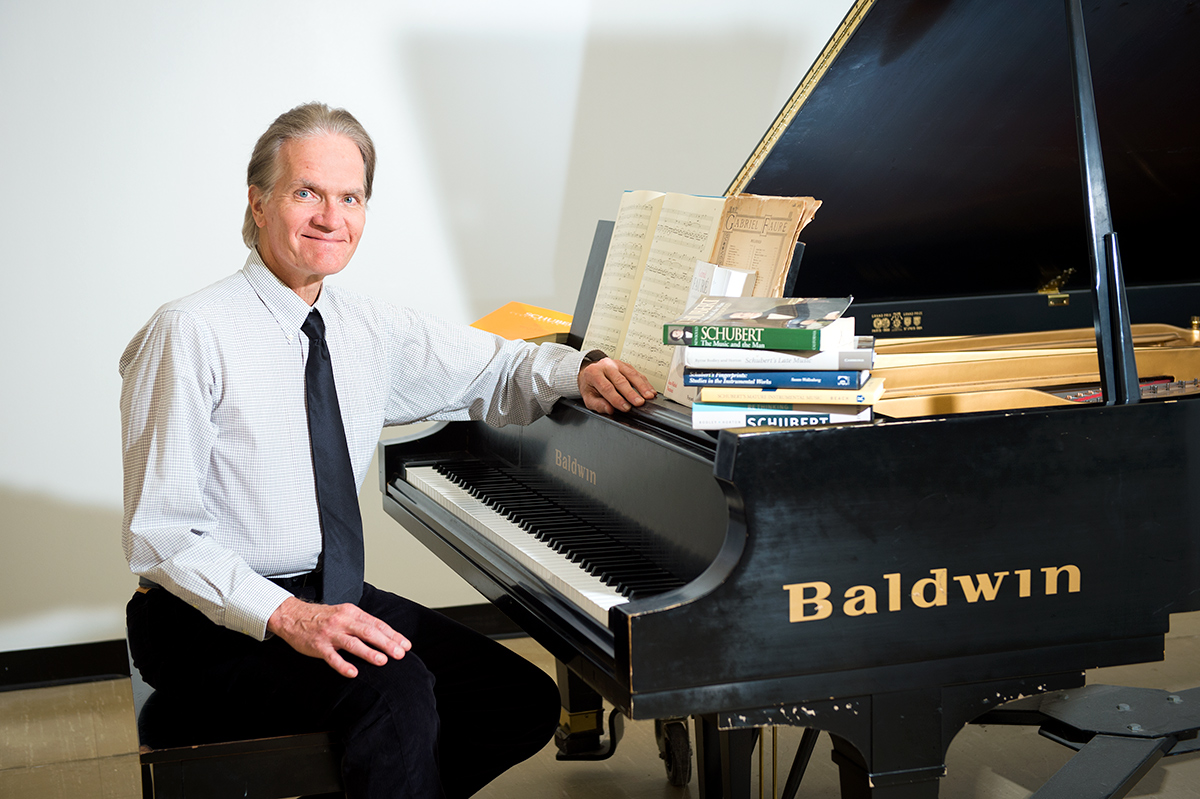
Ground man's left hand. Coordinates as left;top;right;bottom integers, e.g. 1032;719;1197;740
267;596;412;679
578;357;656;414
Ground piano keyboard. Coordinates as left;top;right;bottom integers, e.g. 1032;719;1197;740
405;460;687;626
406;465;629;625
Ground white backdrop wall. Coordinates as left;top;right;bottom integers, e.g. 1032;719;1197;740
0;0;854;650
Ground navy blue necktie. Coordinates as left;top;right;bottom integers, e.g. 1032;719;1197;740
301;309;364;605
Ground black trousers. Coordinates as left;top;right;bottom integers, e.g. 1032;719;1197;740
127;583;560;798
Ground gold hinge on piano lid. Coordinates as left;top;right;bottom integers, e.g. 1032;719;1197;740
1038;266;1077;307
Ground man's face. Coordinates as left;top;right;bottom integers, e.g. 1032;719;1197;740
250;134;367;299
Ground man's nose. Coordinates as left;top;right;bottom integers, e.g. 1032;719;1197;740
311;200;343;230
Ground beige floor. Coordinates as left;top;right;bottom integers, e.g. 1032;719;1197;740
477;611;1200;798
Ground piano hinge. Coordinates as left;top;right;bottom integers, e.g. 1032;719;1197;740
726;0;877;194
1038;266;1077;306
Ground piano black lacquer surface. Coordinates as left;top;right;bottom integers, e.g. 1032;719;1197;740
381;1;1200;796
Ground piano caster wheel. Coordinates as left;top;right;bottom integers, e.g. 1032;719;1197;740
655;718;692;787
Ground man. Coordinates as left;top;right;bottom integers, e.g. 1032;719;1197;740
121;102;655;798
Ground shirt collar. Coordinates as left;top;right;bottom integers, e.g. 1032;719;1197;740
241;249;329;339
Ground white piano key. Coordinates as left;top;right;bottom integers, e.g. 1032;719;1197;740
406;466;628;625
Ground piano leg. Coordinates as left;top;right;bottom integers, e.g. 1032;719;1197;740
828;687;945;798
553;661;607;758
822;676;1084;797
694;714;758;799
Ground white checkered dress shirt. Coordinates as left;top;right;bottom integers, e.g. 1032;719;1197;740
120;250;585;640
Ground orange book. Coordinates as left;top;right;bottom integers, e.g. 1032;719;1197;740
471;301;572;344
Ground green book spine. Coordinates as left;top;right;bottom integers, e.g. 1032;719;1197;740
663;324;823;349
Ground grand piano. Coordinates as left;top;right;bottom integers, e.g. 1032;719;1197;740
379;0;1200;796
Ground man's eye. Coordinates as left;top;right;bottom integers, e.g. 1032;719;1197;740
297;189;312;199
343;196;358;205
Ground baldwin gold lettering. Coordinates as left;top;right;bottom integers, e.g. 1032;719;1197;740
911;568;948;608
784;564;1083;623
843;585;877;616
783;582;833;622
1042;565;1081;595
884;572;902;612
1017;569;1032;598
954;572;1009;603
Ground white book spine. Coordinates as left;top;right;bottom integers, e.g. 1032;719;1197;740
691;403;871;430
683;337;875;370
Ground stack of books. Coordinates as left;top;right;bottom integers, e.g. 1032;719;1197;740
662;297;880;430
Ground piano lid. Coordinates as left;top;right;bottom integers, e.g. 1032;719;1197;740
730;0;1199;327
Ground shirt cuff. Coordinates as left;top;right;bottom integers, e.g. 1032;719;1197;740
224;577;295;641
546;346;589;398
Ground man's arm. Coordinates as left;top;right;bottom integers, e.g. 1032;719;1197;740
380;306;656;426
577;356;657;414
120;309;295;639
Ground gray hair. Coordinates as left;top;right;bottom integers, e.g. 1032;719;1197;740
242;102;376;248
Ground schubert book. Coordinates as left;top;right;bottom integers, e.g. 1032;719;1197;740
697;375;886;406
664;296;852;350
682;337;875;370
690;401;872;430
683;369;869;389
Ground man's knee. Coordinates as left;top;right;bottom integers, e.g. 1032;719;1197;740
338;649;439;735
335;652;445;796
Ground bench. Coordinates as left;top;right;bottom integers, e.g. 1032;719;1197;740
0;639;345;799
129;648;346;799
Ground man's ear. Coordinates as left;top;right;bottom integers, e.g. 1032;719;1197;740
248;186;267;228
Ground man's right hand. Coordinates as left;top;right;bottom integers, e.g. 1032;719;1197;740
267;596;412;679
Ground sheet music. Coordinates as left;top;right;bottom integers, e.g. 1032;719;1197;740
621;195;725;391
711;195;821;296
581;190;665;357
581;189;820;393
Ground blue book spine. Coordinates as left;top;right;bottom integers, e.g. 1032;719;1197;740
683;369;867;389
